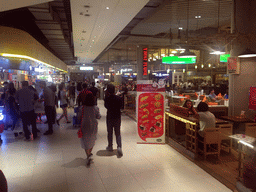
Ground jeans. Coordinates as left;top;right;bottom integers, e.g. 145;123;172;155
21;110;37;139
45;106;55;132
107;118;121;148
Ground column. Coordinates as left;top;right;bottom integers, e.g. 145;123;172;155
229;0;256;118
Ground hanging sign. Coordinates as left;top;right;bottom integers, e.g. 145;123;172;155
143;48;148;76
227;57;240;74
249;87;256;110
137;80;165;144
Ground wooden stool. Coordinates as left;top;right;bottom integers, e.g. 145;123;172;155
198;128;221;160
245;123;256;138
218;124;233;153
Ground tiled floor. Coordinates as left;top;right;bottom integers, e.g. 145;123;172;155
0;100;232;192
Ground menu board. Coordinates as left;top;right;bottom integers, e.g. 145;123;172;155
137;80;165;144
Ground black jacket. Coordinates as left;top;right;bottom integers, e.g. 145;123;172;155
104;94;122;119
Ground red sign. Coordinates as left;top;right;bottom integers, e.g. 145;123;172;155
228;57;239;74
138;93;164;141
249;87;256;110
143;48;148;76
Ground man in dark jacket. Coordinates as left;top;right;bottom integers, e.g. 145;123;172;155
104;84;123;156
15;81;38;140
89;82;98;105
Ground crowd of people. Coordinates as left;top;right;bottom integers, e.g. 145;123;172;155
0;80;124;166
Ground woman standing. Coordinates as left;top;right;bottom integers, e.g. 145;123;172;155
57;83;71;125
79;93;101;166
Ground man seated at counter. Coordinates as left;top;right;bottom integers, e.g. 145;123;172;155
183;100;198;117
209;89;217;101
197;102;216;139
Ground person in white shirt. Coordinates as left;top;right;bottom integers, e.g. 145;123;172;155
197;102;215;138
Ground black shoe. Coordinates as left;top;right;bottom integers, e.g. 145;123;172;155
44;131;53;135
36;129;40;133
44;121;48;124
56;119;60;126
67;121;71;124
14;133;18;137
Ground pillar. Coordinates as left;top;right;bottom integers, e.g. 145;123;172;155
229;0;256;118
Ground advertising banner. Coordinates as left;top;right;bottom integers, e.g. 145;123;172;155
137;80;165;144
249;87;256;110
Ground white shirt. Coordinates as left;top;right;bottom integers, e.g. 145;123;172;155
197;111;216;137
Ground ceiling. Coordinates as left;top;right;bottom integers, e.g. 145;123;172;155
95;0;233;65
0;0;234;67
70;0;150;64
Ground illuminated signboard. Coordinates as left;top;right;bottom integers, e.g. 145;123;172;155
220;54;230;62
143;48;148;75
162;56;196;64
80;67;93;71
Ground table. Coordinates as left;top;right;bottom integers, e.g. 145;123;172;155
229;134;256;179
220;116;254;134
221;116;254;124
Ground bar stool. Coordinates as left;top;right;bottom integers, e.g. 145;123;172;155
198;128;221;160
218;124;233;153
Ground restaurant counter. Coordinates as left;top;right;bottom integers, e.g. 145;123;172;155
165;108;230;157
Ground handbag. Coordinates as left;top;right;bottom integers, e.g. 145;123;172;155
77;129;83;138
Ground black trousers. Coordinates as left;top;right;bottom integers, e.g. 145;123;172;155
21;110;37;139
107;118;121;148
45;106;55;132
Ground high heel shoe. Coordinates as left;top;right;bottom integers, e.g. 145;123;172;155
56;119;60;126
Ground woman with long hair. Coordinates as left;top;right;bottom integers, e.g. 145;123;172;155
183;99;198;117
79;93;101;166
57;83;70;125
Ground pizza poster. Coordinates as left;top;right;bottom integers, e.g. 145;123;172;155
137;92;165;144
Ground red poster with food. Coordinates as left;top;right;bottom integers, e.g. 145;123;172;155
138;92;164;142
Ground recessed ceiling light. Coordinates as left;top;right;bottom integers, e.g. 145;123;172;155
179;27;183;30
195;15;201;18
106;7;110;9
92;40;94;42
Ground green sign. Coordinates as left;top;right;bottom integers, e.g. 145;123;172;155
220;54;230;62
162;56;196;64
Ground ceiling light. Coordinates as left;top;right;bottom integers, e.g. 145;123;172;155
210;51;225;55
92;40;94;42
238;48;256;58
183;69;185;73
195;65;198;69
179;27;183;30
201;64;204;68
179;50;197;58
195;16;201;18
106;7;110;9
171;51;177;53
